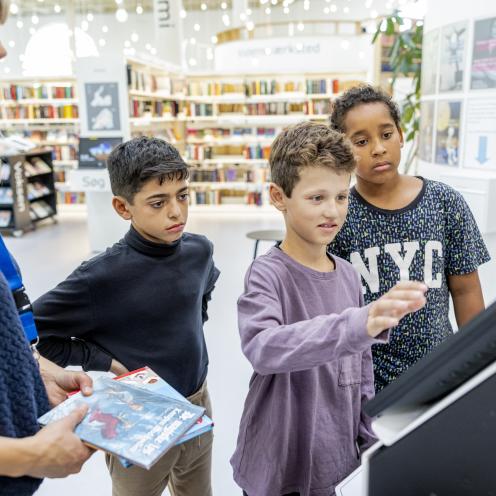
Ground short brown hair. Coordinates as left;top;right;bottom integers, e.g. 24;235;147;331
269;121;355;197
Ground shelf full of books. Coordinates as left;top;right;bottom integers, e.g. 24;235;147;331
122;65;366;210
181;73;364;208
126;58;187;155
0;78;82;205
0;148;57;235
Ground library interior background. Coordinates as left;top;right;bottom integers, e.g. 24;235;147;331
1;0;496;495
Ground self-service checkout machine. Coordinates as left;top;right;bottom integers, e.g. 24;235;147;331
359;299;496;496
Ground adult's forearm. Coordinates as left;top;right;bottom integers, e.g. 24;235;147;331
0;436;37;478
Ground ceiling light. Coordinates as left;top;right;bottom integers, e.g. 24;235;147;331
283;7;289;13
146;43;152;50
116;8;128;22
304;1;310;10
136;4;143;14
265;7;271;14
330;4;337;12
180;9;187;18
16;20;23;28
81;20;89;31
9;3;19;14
324;7;330;13
194;23;201;31
131;32;139;42
344;6;349;12
87;12;94;21
201;2;207;10
102;25;109;32
8;41;15;48
124;40;131;47
99;38;106;47
240;13;247;21
221;2;227;9
246;8;252;15
54;4;61;13
31;15;39;25
190;37;197;45
211;35;218;44
150;47;157;55
246;21;255;30
4;67;11;74
189;58;197;67
297;22;304;31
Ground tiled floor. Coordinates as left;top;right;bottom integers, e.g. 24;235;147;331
4;209;496;496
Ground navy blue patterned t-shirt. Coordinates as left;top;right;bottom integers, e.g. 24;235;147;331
330;178;491;391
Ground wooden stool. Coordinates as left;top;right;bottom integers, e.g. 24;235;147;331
246;229;285;259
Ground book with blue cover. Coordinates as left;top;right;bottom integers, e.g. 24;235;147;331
38;376;205;470
115;367;214;444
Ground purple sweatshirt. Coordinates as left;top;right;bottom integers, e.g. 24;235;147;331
231;247;387;496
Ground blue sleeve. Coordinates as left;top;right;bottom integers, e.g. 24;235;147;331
444;188;491;275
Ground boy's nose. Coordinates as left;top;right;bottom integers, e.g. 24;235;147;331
372;142;387;156
168;201;182;219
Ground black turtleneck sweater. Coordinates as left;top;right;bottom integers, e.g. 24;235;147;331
33;227;220;397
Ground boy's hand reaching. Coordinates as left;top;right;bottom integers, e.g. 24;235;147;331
367;281;427;338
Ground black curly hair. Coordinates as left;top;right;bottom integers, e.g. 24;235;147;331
107;136;189;203
330;85;401;134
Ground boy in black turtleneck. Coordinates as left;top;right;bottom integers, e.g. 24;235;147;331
33;137;220;496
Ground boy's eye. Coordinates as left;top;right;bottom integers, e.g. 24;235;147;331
383;132;393;139
178;193;189;201
150;201;164;209
355;139;368;146
337;194;348;201
310;195;323;202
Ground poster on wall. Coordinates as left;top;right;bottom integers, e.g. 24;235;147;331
84;82;121;132
464;98;496;170
421;30;440;95
471;17;496;89
439;22;467;92
435;101;462;166
418;101;435;162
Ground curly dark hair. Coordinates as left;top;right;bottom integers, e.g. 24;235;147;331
269;121;356;198
107;136;189;203
330;85;401;133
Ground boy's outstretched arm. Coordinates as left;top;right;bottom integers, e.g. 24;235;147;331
33;268;113;372
448;270;485;328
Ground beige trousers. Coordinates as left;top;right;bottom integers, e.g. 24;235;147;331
106;381;213;496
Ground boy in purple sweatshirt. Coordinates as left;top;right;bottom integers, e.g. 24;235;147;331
231;122;427;496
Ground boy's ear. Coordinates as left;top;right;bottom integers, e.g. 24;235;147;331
398;126;405;148
112;196;132;220
269;183;287;212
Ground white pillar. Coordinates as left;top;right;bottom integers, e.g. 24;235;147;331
153;0;183;66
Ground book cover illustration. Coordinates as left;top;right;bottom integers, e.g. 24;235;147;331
116;367;214;445
38;376;205;469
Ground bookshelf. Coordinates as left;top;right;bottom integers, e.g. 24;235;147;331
0;78;81;205
0;148;58;236
182;73;364;207
126;58;186;154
